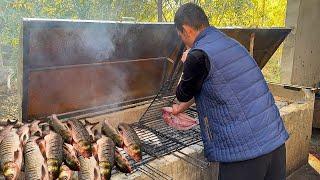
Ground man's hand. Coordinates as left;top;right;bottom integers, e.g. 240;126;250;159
181;48;190;63
172;98;195;115
172;104;180;115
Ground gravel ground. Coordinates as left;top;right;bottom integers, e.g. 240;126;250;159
0;86;18;122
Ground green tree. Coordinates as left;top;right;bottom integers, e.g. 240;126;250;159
0;0;287;82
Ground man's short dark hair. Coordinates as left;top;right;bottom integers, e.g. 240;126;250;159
174;3;209;32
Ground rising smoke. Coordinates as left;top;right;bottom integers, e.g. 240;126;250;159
25;19;180;117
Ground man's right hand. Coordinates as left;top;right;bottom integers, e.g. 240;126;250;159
172;98;195;115
172;104;180;115
181;48;190;63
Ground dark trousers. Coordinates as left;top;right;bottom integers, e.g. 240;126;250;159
218;144;286;180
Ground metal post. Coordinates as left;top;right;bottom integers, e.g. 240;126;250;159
250;33;255;57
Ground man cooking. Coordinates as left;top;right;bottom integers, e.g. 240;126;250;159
171;3;289;180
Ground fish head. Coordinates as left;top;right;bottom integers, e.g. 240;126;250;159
30;120;43;137
77;140;92;158
58;165;72;180
17;125;30;145
3;162;19;180
58;172;71;180
50;115;73;143
49;171;60;180
41;124;51;137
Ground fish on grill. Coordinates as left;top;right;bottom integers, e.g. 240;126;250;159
41;123;51;137
95;136;115;180
67;119;93;158
63;143;81;171
17;124;30;146
78;156;100;180
84;120;100;143
101;120;124;148
162;107;198;131
118;123;142;162
0;130;23;180
30;120;43;137
49;114;73;143
43;131;64;180
58;164;74;180
0;125;14;143
24;136;49;180
114;148;132;173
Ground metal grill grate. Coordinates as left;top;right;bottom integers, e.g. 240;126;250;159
128;58;209;172
110;57;209;178
1;57;209;179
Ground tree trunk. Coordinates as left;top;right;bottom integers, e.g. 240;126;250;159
0;45;3;67
262;0;266;26
157;0;163;22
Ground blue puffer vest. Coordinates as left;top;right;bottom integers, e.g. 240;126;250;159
192;27;289;162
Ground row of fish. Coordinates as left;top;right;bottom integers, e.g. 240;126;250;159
0;115;142;180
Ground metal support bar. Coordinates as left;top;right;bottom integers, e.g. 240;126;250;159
250;32;255;57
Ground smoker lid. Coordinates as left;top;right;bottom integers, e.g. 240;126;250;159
21;18;290;121
221;27;291;68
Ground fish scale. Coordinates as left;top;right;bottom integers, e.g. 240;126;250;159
67;119;92;158
44;132;64;179
58;164;74;180
78;156;99;180
96;136;115;180
24;137;47;180
0;125;14;143
69;120;90;142
114;148;132;173
117;123;142;162
101;120;123;147
63;143;81;171
97;136;115;163
49;115;73;143
118;123;141;147
45;132;63;161
0;131;20;168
